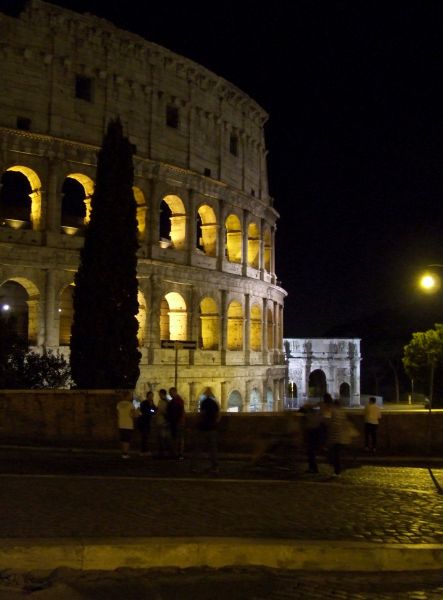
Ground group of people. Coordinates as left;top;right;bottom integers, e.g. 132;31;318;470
115;386;220;473
300;394;381;477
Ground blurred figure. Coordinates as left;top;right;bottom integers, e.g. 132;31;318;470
299;403;323;474
191;387;220;474
137;390;157;455
155;388;172;458
167;387;186;459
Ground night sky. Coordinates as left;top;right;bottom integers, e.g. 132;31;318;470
6;0;443;337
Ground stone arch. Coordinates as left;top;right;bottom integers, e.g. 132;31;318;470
196;204;217;256
1;166;42;230
225;213;242;263
0;277;40;344
227;390;243;412
247;222;260;268
161;292;187;341
250;303;262;351
199;296;219;350
309;369;327;398
58;284;74;345
263;227;271;272
136;289;147;345
160;194;186;249
267;307;274;350
133;186;146;237
62;173;94;231
227;300;243;350
249;387;261;412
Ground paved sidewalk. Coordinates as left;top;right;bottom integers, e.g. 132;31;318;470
0;447;443;571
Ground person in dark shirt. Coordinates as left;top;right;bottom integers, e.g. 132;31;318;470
167;387;186;459
137;391;157;455
190;387;220;474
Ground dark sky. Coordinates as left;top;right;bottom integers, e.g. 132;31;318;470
8;0;443;337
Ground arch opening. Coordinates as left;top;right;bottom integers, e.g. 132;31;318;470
199;296;219;350
225;214;242;263
227;300;243;350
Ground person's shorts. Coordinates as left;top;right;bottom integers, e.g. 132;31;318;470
119;428;133;443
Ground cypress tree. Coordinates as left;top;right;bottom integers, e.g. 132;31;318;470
70;118;141;389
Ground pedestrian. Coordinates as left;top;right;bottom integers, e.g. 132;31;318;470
167;387;186;459
137;390;157;455
328;399;358;476
116;391;139;459
154;388;172;458
299;403;323;474
364;396;381;452
318;392;333;449
190;387;220;474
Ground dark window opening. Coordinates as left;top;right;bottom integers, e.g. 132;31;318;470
75;75;93;102
61;178;86;228
251;188;255;197
0;170;32;224
204;168;211;177
166;105;179;129
230;134;238;156
16;117;31;131
159;201;172;240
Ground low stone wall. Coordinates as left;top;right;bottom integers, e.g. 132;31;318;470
0;391;442;455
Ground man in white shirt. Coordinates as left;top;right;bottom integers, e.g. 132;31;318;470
364;397;381;452
116;391;138;458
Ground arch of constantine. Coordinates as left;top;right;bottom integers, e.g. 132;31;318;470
284;338;361;407
0;0;286;411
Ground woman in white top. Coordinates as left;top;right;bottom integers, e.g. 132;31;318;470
116;391;138;458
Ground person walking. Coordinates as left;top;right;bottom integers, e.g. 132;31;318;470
299;403;323;474
154;388;172;458
116;391;139;459
364;396;381;452
327;400;349;476
167;387;186;459
137;390;157;455
190;387;220;474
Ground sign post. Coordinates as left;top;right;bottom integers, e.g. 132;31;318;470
160;340;197;388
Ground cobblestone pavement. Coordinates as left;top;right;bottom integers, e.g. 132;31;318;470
2;568;443;599
1;447;443;598
0;447;442;544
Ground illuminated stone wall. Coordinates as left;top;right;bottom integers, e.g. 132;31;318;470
0;0;286;411
284;338;361;407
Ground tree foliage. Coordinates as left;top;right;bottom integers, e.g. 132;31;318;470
70;118;141;389
403;324;443;403
0;316;72;388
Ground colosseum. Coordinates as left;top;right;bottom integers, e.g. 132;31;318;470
0;0;287;411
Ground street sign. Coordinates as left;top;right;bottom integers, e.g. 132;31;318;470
160;340;197;350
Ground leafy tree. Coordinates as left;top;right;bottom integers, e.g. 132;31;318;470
403;324;443;406
1;316;72;388
70;118;141;389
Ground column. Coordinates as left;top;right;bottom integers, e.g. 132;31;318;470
244;293;250;364
220;289;228;365
188;381;197;412
271;226;276;284
45;161;59;233
187;189;197;263
217;200;226;271
44;269;58;348
220;380;227;411
262;297;268;364
242;209;248;276
147;179;158;259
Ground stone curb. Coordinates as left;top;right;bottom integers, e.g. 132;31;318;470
1;538;443;572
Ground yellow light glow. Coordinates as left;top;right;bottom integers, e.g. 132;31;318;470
419;272;441;293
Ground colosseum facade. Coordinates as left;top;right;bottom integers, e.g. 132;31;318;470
0;0;287;411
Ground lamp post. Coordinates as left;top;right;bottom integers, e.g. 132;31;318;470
416;265;443;458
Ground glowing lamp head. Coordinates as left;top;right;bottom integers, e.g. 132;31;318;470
1;304;11;312
419;272;441;294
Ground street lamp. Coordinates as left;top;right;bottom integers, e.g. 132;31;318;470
418;266;443;294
